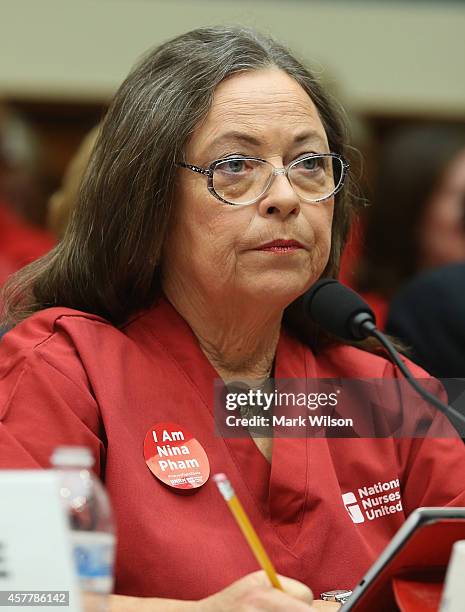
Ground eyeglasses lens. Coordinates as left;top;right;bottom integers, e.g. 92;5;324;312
212;159;271;205
289;156;341;202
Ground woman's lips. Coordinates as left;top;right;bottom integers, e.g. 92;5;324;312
254;239;305;253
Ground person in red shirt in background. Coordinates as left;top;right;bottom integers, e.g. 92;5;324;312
0;205;54;339
341;125;465;329
1;121;100;344
0;201;55;286
2;126;99;319
0;105;55;291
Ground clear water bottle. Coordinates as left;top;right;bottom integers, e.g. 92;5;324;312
51;447;116;612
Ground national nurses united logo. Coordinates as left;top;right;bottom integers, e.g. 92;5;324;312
342;478;403;524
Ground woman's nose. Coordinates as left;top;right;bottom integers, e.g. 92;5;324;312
256;172;301;219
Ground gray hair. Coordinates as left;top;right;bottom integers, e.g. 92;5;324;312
2;25;357;349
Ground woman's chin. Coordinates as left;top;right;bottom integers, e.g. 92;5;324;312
239;275;311;306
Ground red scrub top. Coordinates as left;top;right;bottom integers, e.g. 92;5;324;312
1;296;465;600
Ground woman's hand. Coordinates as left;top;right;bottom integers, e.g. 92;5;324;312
109;571;341;611
312;601;341;610
198;569;314;611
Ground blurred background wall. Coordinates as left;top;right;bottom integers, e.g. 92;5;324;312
2;0;465;112
1;0;464;226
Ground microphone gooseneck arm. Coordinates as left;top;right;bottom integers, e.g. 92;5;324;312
305;280;465;429
362;322;465;427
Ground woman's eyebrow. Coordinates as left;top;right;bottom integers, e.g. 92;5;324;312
208;129;327;150
209;132;262;148
293;130;329;149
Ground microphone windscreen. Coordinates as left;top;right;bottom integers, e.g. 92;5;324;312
303;279;376;340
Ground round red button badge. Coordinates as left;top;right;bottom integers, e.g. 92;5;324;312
144;422;210;490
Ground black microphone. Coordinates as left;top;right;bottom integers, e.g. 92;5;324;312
303;279;376;340
304;279;465;428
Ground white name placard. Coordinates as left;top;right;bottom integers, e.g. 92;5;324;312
0;470;81;611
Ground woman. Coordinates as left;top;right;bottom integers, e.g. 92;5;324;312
354;124;465;326
1;26;464;611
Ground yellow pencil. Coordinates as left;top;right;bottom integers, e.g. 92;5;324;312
213;472;283;590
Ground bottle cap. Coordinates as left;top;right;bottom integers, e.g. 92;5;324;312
50;446;95;468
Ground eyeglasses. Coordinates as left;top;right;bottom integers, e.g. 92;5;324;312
176;153;349;206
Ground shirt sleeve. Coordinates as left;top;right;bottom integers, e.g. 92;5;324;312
0;344;105;475
401;432;465;512
383;359;465;513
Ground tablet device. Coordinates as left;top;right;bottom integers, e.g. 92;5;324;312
342;507;465;611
